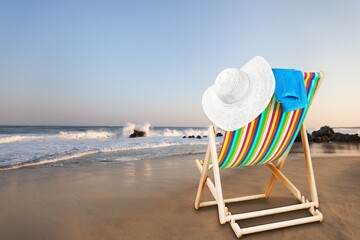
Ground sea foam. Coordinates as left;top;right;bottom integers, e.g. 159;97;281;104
0;135;45;144
59;130;117;139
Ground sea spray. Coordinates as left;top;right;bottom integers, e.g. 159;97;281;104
122;122;151;137
59;130;116;139
121;122;209;137
122;122;135;137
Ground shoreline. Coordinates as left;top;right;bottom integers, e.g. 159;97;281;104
1;141;359;172
1;124;360;172
0;153;359;239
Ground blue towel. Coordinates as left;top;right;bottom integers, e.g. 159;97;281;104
272;68;308;112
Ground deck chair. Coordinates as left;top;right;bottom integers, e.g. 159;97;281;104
194;72;324;238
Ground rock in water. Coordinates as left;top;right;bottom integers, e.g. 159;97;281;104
129;129;146;138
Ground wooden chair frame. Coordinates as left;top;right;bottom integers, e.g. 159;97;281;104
194;124;323;238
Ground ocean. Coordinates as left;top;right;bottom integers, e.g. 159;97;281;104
0;124;359;170
0;123;212;170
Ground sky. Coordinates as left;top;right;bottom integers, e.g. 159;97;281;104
0;0;359;128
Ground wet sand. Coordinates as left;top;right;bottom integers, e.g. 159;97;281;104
0;153;359;240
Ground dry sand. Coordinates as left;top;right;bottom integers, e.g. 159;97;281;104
0;153;359;240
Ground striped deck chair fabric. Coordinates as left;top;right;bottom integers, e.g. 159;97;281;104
218;72;320;168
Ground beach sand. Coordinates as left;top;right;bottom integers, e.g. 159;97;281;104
0;153;359;240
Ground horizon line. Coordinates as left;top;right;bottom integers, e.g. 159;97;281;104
0;124;359;129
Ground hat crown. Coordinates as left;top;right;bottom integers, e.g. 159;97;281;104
214;68;250;104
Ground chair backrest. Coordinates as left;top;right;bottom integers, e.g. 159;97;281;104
218;72;323;168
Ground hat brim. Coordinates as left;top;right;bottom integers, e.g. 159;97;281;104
202;56;275;131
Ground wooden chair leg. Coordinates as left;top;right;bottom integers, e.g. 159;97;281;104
208;125;227;224
300;125;319;207
194;144;211;209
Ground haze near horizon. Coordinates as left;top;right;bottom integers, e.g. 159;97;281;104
1;0;359;128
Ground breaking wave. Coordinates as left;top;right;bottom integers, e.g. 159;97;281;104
0;135;44;144
121;122;208;137
59;130;117;139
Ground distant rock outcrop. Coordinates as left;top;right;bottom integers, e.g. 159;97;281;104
129;129;146;138
182;132;223;139
312;125;334;142
295;125;360;143
294;131;313;142
330;132;360;142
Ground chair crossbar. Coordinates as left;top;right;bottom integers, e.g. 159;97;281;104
231;214;322;238
226;202;315;221
199;194;266;208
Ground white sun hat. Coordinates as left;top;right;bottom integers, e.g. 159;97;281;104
202;56;275;131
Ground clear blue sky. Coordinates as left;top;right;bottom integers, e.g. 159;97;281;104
1;0;359;128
